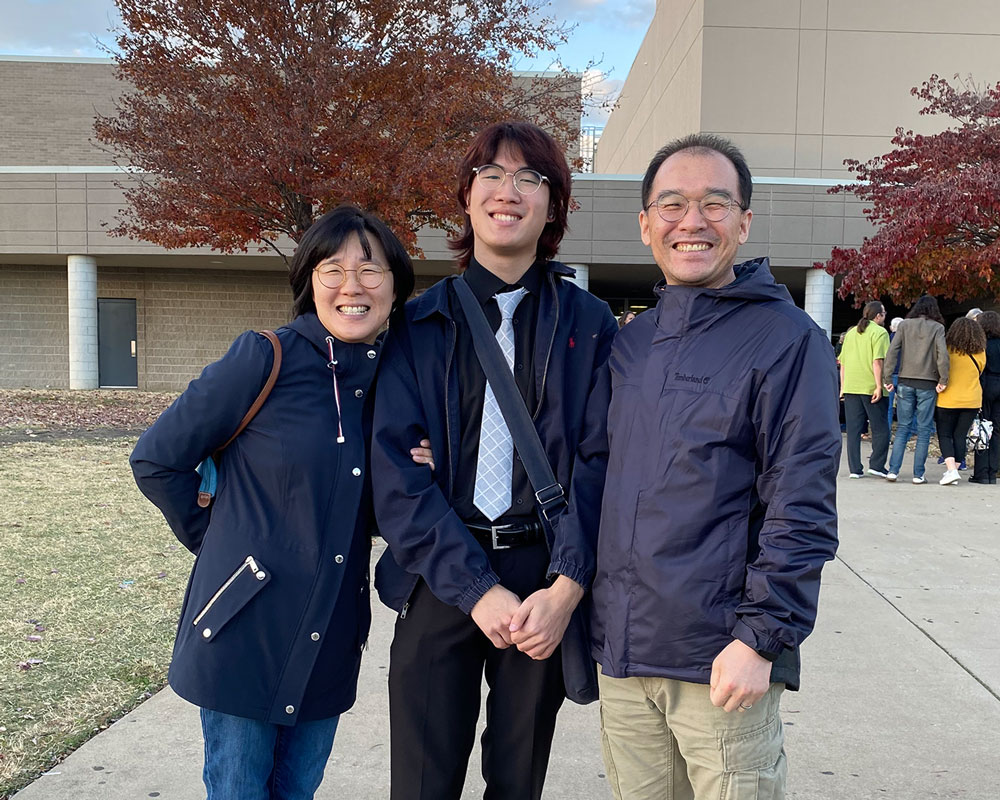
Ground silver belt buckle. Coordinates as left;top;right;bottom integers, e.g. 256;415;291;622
491;524;513;550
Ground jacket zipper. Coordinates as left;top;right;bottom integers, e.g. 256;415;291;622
192;555;263;627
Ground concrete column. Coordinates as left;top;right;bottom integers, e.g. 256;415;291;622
67;255;99;389
564;263;590;292
804;267;834;339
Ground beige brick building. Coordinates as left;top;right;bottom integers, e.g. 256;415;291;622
3;5;998;389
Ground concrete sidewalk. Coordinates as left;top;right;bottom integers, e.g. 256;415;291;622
15;446;1000;799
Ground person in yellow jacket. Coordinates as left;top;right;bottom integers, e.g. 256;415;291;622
936;317;987;485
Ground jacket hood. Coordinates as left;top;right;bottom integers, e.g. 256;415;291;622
652;257;794;338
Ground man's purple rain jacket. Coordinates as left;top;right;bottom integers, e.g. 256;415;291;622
592;258;841;691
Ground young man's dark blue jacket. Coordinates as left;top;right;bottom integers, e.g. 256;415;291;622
131;314;378;725
371;261;618;702
593;258;841;691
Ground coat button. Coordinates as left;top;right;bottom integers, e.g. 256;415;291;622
352;467;361;476
311;632;320;641
334;554;344;564
202;628;211;638
355;389;364;398
367;349;376;359
285;705;295;715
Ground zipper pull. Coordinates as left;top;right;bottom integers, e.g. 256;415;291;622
400;602;409;620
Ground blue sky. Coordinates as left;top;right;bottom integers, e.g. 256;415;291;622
0;0;653;125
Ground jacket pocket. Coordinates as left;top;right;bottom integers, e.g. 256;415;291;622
192;555;271;642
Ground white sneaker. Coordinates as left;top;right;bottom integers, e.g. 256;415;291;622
887;473;898;482
849;473;863;479
939;470;960;486
912;476;927;485
868;469;889;478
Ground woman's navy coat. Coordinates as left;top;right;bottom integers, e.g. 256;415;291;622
131;313;378;725
370;263;618;702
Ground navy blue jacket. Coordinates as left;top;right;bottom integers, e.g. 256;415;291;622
371;263;617;700
131;313;378;725
592;259;841;691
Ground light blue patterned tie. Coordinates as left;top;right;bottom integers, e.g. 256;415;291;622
473;287;527;521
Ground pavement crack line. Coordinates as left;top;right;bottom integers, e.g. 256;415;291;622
833;554;1000;703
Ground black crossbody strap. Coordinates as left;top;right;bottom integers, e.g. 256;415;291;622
453;278;567;522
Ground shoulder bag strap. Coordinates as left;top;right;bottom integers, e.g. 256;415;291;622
453;278;567;522
968;352;983;378
198;330;282;509
214;329;282;456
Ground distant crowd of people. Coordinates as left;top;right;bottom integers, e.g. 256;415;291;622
838;296;1000;485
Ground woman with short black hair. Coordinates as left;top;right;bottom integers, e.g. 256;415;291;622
131;205;418;799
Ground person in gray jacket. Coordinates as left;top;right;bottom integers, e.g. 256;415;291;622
882;295;949;483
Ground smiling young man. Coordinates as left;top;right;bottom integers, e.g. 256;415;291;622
591;134;842;800
371;121;617;799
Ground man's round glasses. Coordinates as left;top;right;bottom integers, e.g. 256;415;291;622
472;164;549;195
314;264;387;289
645;192;746;223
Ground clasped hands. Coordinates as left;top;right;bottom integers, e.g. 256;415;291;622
470;576;584;660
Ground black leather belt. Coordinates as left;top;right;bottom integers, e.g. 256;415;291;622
466;521;546;550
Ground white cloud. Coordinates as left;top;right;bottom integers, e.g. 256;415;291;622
582;68;624;126
0;0;121;56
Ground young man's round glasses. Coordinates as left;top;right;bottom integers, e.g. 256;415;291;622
472;164;549;195
314;264;387;290
645;192;747;223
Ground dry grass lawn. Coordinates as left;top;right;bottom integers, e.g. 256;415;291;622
0;435;190;798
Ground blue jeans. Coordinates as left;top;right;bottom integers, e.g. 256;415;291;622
201;708;339;800
888;384;937;478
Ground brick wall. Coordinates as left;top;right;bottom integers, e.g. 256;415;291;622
1;265;446;391
0;61;123;167
0;265;70;387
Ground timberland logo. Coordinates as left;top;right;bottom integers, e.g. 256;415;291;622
674;372;711;385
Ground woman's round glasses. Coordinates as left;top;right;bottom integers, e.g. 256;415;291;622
473;164;549;195
314;264;387;289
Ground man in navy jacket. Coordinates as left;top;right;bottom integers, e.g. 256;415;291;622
371;121;617;799
592;134;841;799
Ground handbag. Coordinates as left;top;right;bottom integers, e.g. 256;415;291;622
965;354;992;452
967;414;993;452
453;278;598;704
196;330;282;508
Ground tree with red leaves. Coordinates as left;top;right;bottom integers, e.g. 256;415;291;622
95;0;583;264
823;74;1000;304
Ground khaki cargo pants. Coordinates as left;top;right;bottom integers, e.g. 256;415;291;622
598;667;786;800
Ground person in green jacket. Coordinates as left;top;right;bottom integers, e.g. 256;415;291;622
840;301;889;477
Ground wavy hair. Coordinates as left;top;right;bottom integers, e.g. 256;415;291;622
905;294;945;325
945;316;987;356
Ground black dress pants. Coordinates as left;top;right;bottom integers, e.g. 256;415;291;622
388;541;565;800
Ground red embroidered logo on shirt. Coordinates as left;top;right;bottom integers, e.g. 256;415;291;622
569;337;575;348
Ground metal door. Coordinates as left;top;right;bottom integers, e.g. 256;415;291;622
98;298;138;388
